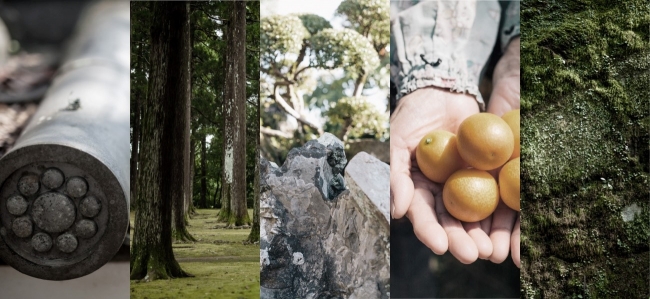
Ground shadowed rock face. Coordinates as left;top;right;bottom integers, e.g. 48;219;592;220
260;134;389;299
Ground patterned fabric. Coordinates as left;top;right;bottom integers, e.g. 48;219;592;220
390;0;520;110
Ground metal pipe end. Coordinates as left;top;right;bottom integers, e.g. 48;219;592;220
0;144;128;280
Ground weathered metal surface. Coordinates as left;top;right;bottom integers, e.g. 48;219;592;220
0;1;129;281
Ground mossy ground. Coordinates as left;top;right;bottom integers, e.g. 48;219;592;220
521;1;649;298
130;209;259;299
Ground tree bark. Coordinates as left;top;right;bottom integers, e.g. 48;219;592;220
200;133;207;208
219;1;250;226
130;2;191;281
248;99;261;243
130;30;145;211
187;137;196;217
171;1;195;243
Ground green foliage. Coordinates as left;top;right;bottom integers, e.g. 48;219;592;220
521;1;649;297
310;28;380;76
295;13;332;35
261;15;308;63
336;0;390;50
326;96;387;140
132;1;259;211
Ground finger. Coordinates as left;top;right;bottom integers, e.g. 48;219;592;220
511;214;521;268
435;194;478;264
390;139;413;219
480;214;492;235
406;185;448;255
463;221;493;259
488;202;518;263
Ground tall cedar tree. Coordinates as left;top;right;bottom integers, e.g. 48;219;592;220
130;2;192;280
219;1;250;226
172;1;195;241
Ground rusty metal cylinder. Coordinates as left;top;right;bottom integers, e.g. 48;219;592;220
0;1;129;280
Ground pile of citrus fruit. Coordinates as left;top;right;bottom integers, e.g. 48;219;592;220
415;109;520;222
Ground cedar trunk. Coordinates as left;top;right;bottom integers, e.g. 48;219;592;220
171;0;194;242
130;2;191;281
200;133;207;208
187;138;196;216
248;113;261;242
219;1;249;226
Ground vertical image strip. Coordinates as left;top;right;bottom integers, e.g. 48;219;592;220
520;1;649;298
390;0;521;297
259;0;390;297
0;0;130;297
130;1;261;298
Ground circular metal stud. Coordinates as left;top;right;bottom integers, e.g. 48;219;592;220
41;168;65;189
32;192;76;233
75;219;97;239
32;232;53;253
18;175;40;196
79;196;101;218
56;233;78;253
66;177;88;198
6;195;28;216
12;217;33;238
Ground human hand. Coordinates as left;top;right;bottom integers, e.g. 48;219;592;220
390;87;493;264
486;37;521;268
488;37;520;116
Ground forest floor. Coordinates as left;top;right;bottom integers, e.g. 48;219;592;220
130;209;259;299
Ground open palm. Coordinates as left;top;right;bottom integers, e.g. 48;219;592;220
390;87;493;264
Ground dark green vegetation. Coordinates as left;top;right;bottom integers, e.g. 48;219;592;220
130;209;259;299
131;1;260;221
521;1;649;298
129;0;260;284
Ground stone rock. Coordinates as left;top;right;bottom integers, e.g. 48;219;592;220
260;135;389;299
345;139;389;164
344;152;390;223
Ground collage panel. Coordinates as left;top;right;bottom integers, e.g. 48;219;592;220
389;0;521;298
519;1;649;298
129;1;260;298
259;0;390;298
0;0;130;298
0;1;647;299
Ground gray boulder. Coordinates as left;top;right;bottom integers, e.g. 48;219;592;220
260;134;390;299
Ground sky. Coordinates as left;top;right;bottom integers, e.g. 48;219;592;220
262;0;342;22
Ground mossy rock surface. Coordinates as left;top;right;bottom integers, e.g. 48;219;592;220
521;1;649;298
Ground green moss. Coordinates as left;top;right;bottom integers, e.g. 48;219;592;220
521;0;649;297
131;209;259;298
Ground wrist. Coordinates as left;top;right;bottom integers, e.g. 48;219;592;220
493;37;520;86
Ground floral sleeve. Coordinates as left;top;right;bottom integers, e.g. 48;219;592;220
390;0;505;111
